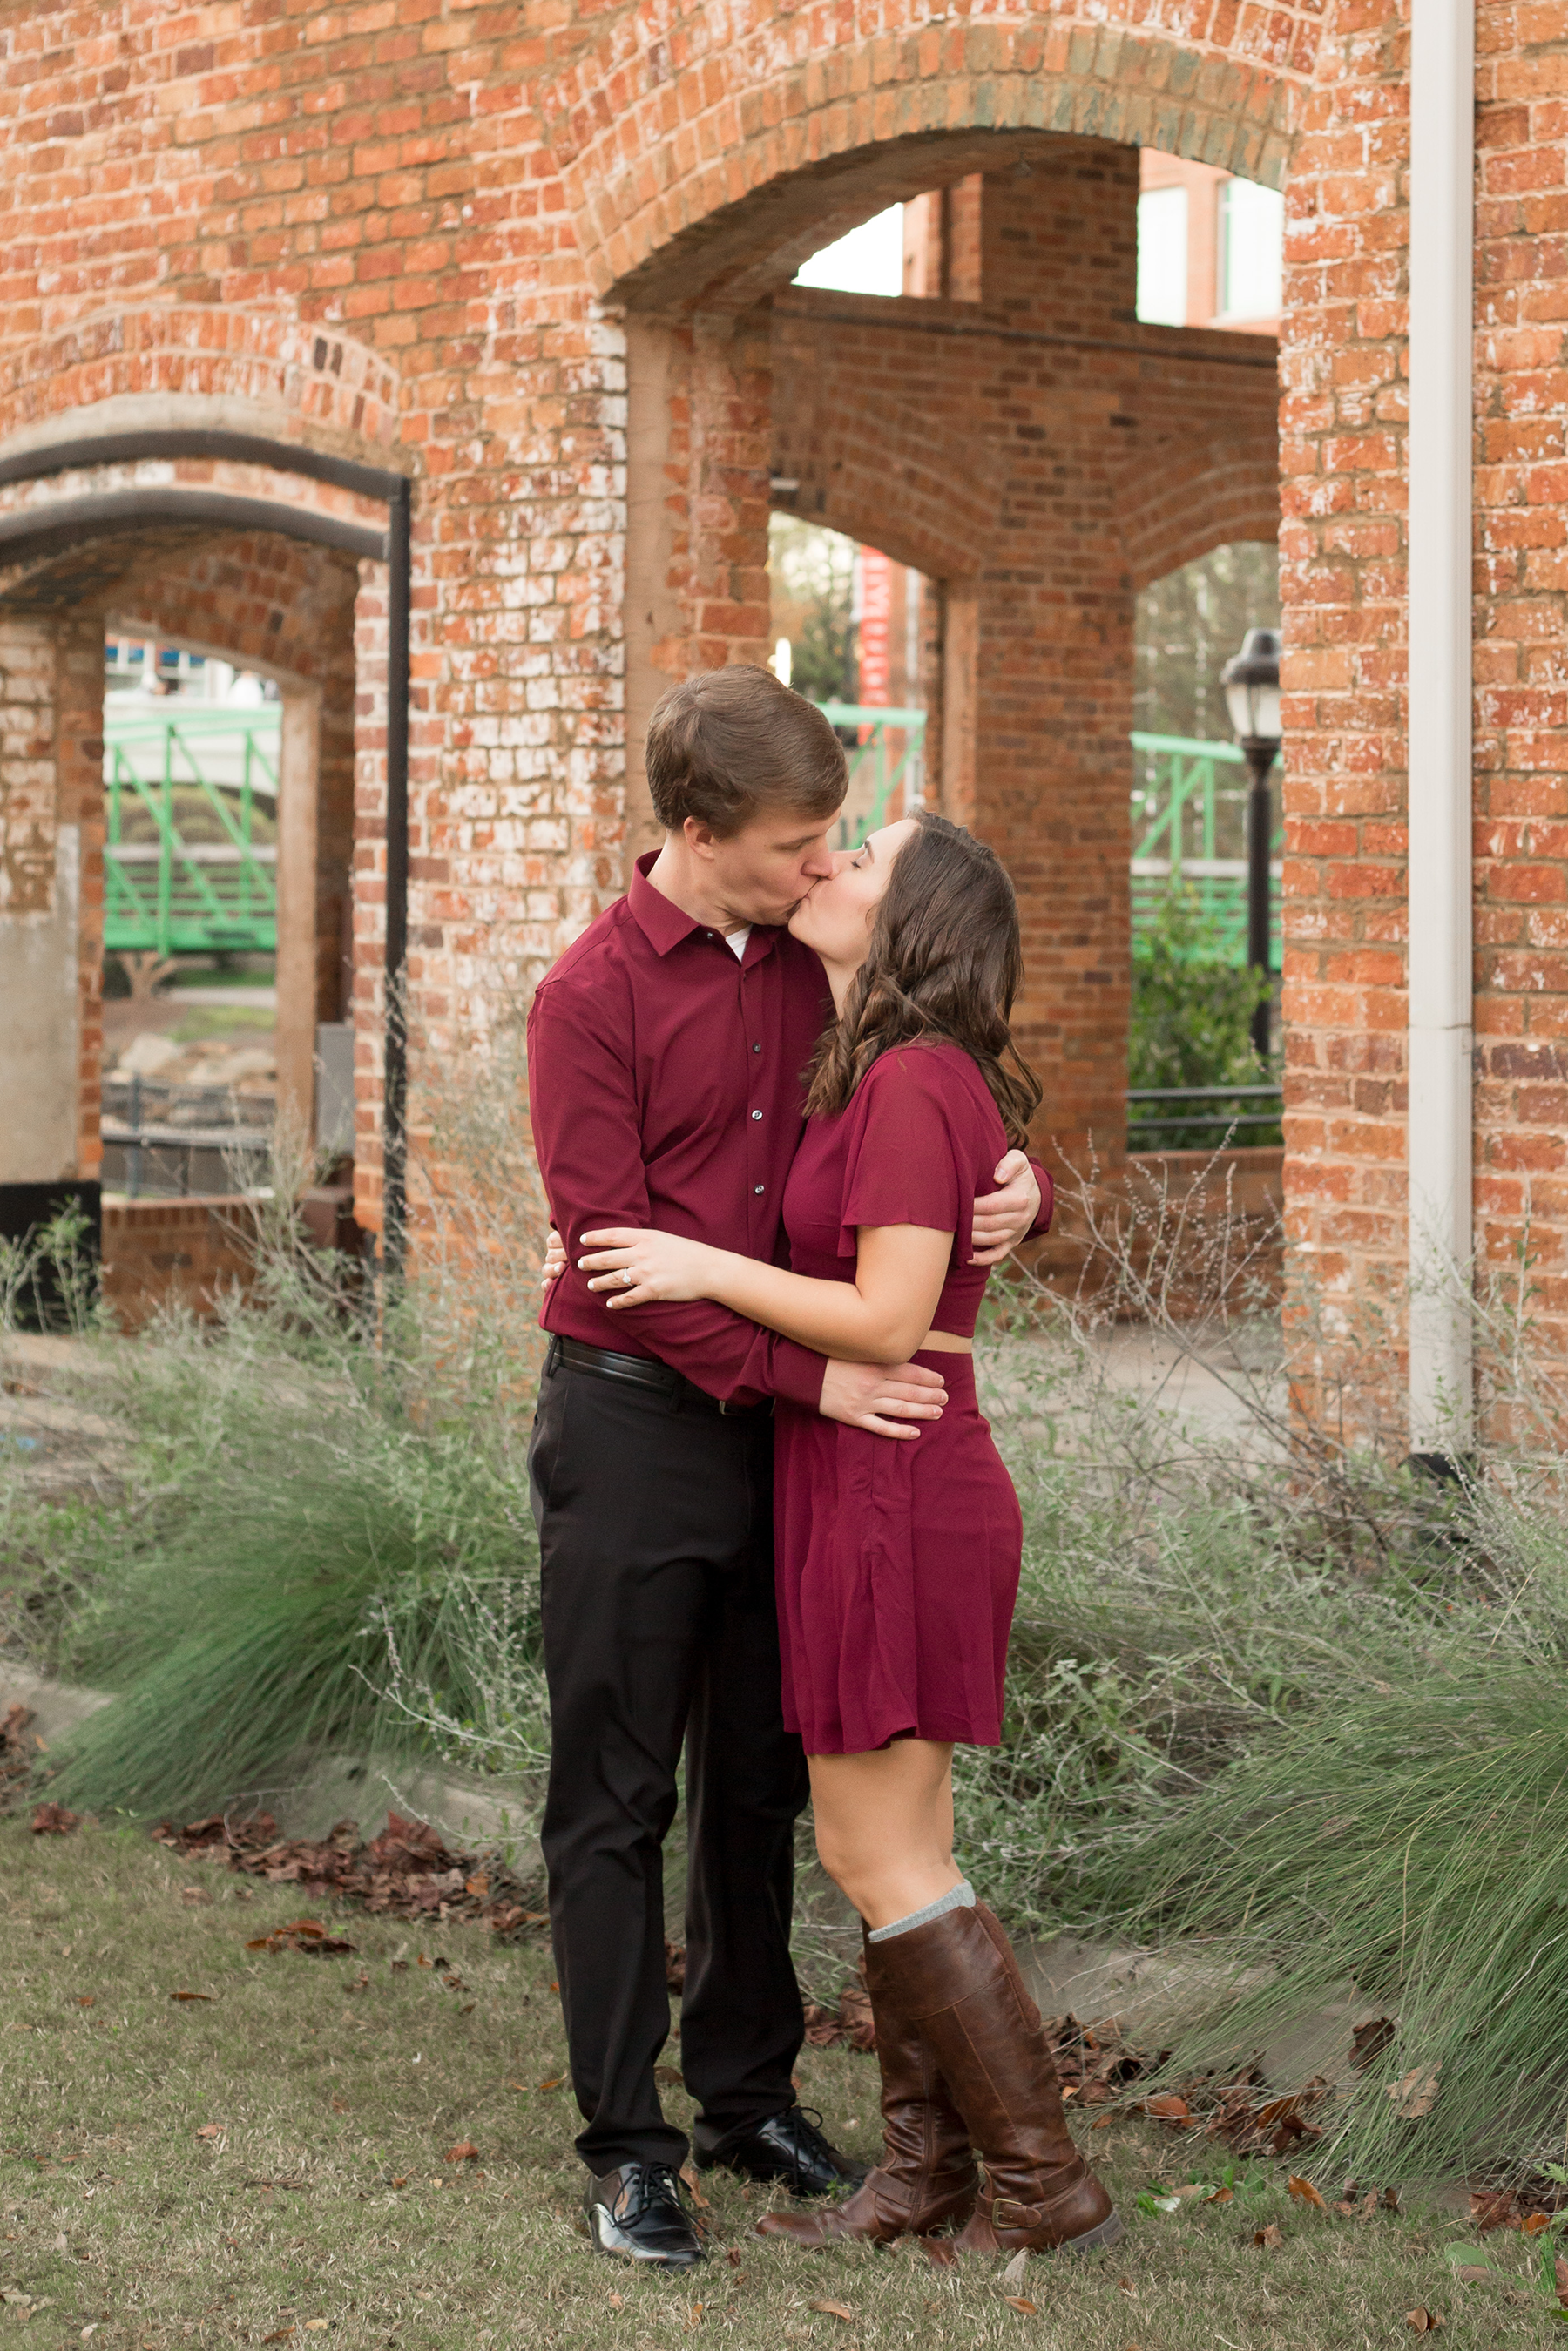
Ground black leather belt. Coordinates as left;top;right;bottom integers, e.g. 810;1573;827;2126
549;1336;773;1419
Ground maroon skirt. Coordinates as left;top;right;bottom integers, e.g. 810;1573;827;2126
774;1351;1023;1756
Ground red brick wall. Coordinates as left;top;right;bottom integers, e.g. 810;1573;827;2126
769;160;1278;1162
101;1197;260;1334
1473;3;1568;1354
1;0;1566;1409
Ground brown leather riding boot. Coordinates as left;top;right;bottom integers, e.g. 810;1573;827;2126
883;1902;1122;2256
755;1935;977;2247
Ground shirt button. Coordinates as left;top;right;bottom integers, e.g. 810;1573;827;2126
751;1109;763;1121
754;1184;765;1195
752;1043;762;1053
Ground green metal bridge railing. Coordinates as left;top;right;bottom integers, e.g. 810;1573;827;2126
100;704;1277;968
808;713;1281;963
1131;728;1282;962
104;702;280;956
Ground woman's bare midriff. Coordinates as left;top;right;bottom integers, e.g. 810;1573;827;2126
915;1331;973;1354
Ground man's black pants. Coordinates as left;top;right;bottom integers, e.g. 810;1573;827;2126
528;1342;810;2175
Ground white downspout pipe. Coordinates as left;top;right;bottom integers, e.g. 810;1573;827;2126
1407;0;1476;1456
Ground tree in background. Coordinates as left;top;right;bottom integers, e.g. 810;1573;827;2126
768;516;856;704
1134;541;1280;742
1131;886;1273;1098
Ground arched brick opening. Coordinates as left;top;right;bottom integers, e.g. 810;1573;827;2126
1119;440;1281;597
617;98;1285;1161
545;10;1312;308
0;410;408;1235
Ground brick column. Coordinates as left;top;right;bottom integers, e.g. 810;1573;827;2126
275;687;321;1140
968;146;1141;1165
0;611;100;1188
623;308;774;868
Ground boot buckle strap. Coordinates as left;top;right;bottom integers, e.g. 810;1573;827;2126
990;2197;1044;2230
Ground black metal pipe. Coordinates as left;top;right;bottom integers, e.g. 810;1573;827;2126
1243;740;1277;1064
0;429;407;503
0;488;386;565
382;479;411;1276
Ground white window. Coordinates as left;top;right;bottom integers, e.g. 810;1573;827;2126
1136;186;1188;327
1220;179;1285;320
794;206;906;297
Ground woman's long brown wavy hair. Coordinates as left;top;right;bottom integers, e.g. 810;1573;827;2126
804;810;1043;1148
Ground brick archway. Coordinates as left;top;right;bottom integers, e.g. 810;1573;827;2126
0;398;412;1238
1119;437;1281;594
545;5;1316;311
0;314;399;464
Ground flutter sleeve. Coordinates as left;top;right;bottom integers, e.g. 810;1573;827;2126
835;1046;983;1258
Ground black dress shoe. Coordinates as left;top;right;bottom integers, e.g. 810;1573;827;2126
584;2163;706;2268
698;2105;870;2199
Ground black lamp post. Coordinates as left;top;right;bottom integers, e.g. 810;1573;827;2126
1220;625;1282;1064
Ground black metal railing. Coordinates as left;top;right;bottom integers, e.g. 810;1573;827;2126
1126;1083;1283;1153
100;1073;273;1199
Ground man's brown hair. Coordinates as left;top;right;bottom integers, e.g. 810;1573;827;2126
643;665;848;838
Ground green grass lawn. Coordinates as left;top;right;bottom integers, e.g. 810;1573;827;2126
0;1821;1557;2350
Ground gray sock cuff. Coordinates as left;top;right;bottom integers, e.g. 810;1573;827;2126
868;1880;976;1942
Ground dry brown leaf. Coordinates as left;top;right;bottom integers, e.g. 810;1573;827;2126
1556;2252;1568;2304
444;2141;479;2163
1288;2174;1327;2209
608;2292;624;2311
1386;2064;1441;2118
1171;2184;1208;2200
1405;2310;1443;2333
1523;2213;1553;2236
654;2064;685;2088
1253;2224;1283;2249
1349;2016;1395;2070
1146;2094;1192;2124
536;2077;564;2092
1002;2250;1030;2287
194;2125;223;2141
330;2095;349;2115
809;2302;855;2323
261;2333;294;2344
73;1996;94;2008
1470;2189;1520;2233
679;2161;709;2209
30;1803;79;1836
1002;2296;1038;2315
169;1990;214;2003
1450;2266;1501;2284
1206;2186;1234;2205
1092;2114;1114;2131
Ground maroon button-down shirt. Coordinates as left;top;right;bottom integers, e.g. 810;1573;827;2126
528;855;832;1407
527;852;1054;1408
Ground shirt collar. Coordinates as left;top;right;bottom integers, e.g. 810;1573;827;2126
627;853;699;957
626;851;782;967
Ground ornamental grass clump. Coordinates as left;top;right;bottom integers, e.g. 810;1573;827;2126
2;1019;552;1825
1110;1658;1568;2187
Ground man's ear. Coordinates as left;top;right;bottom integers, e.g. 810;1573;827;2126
683;816;720;864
